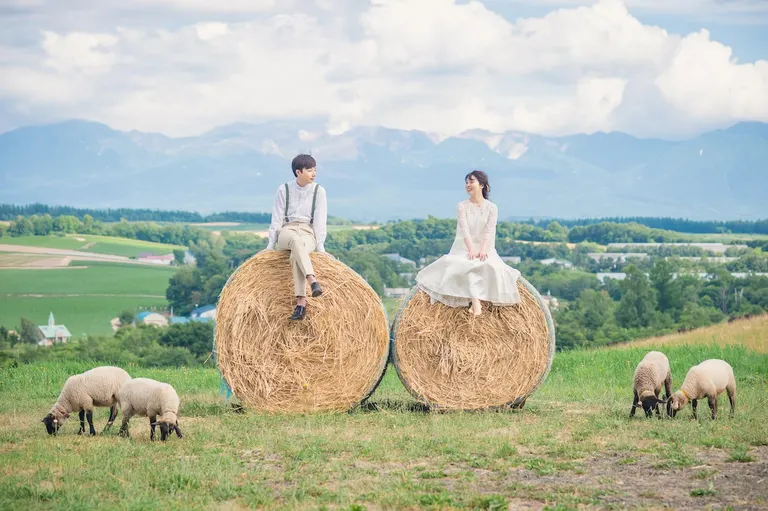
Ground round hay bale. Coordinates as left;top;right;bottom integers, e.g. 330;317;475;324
390;277;555;410
214;250;390;413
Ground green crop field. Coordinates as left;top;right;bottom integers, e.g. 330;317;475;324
0;264;176;296
0;235;184;257
0;296;169;336
0;319;766;509
0;262;175;335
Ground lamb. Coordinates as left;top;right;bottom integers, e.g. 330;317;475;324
117;378;183;441
669;359;736;420
41;366;131;436
630;351;672;419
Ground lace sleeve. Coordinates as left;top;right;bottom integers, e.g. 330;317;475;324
456;202;469;239
481;203;498;251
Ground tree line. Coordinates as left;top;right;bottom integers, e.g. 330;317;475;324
553;262;768;350
0;321;214;369
525;216;768;234
0;214;215;247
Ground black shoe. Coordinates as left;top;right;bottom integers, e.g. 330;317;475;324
290;305;306;321
310;282;323;297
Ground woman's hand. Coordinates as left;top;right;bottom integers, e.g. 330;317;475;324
477;251;488;261
466;251;477;260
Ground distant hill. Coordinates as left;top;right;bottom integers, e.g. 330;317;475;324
1;119;766;221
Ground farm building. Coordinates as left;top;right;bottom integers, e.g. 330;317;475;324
137;253;174;265
136;311;169;327
38;312;71;346
540;290;559;310
191;304;217;320
384;287;411;298
587;252;649;262
539;258;574;268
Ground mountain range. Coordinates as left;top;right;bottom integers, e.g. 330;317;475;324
1;119;766;221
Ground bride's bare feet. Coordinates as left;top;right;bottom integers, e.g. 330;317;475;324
471;298;482;316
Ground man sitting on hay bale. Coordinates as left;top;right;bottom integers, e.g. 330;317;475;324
265;154;328;320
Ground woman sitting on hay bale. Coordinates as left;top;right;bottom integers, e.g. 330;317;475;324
264;153;328;321
415;170;522;316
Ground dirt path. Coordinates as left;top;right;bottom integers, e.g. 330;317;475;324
0;245;169;267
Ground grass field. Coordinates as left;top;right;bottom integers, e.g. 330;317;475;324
0;264;175;296
684;232;768;242
0;262;175;335
613;313;768;354
0;320;766;509
0;296;169;336
0;235;184;257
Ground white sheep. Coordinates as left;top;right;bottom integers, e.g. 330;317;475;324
41;366;131;436
630;351;672;419
669;359;736;420
117;377;183;441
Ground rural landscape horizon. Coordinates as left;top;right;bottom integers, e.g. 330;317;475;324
1;0;767;509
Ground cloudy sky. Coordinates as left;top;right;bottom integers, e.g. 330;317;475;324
0;0;766;139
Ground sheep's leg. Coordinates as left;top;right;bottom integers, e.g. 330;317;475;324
725;385;736;418
174;423;183;439
691;399;698;420
103;405;118;433
78;409;86;435
149;416;157;442
708;395;718;420
86;410;96;436
630;390;639;418
727;387;736;418
118;409;134;438
664;374;672;400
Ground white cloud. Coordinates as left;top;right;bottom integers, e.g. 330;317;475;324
0;0;766;138
135;0;277;13
656;29;768;120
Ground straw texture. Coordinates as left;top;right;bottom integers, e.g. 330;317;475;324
390;277;556;410
215;250;390;413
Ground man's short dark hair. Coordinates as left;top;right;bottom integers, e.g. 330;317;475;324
291;154;316;177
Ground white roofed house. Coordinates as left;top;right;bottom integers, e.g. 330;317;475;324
38;312;72;347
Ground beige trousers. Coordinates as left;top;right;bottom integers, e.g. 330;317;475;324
276;223;317;297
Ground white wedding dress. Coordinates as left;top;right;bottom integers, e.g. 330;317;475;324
416;199;522;307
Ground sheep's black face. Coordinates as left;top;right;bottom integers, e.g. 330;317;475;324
41;414;60;435
158;422;171;441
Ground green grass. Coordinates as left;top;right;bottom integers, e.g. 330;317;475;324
0;262;175;335
0;296;169;336
382;297;401;320
0;264;176;296
0;235;184;257
0;342;765;510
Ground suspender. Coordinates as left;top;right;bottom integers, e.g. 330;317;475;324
284;183;320;225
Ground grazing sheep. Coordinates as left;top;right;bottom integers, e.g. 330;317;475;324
669;359;736;420
41;366;131;436
630;351;672;419
117;378;183;441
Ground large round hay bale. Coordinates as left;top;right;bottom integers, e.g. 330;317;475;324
390;277;555;410
214;250;390;413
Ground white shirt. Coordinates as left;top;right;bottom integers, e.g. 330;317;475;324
266;180;328;252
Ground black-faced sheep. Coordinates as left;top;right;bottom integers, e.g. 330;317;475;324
630;351;672;419
41;366;131;436
117;377;183;441
669;359;736;420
